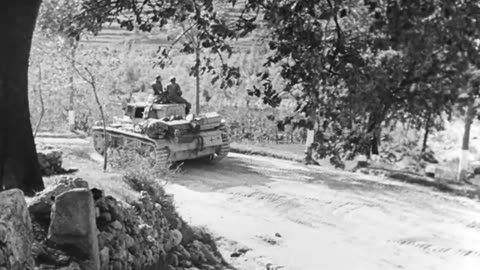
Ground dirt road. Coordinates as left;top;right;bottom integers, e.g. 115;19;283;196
167;154;480;270
37;137;480;270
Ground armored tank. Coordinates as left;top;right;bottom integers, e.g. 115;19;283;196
91;102;230;167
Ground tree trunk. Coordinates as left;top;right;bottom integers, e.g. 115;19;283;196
0;0;45;195
367;115;380;158
371;129;380;155
303;109;319;165
422;113;431;153
195;47;200;115
68;41;78;131
367;105;389;158
457;99;476;182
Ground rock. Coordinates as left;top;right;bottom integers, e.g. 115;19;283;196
99;247;110;270
31;241;47;259
127;252;134;263
167;253;179;267
112;260;122;270
188;248;205;265
91;188;103;201
28;178;88;217
124;235;135;249
171;229;183;247
97;232;113;250
180;260;192;268
179;226;203;246
0;189;34;270
425;164;436;178
58;262;82;270
47;188;100;270
37;148;65;176
0;247;5;265
109;220;123;231
200;264;216;270
99;212;112;223
105;197;124;221
176;245;191;260
192;240;220;265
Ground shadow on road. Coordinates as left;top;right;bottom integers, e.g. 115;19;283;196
171;156;274;192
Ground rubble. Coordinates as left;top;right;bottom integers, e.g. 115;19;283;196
28;177;88;219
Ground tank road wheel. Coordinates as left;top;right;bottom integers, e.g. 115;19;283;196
93;132;106;156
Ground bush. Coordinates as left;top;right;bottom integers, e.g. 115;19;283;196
108;148;177;194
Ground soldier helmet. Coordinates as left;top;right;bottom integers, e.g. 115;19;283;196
169;76;176;82
156;75;162;79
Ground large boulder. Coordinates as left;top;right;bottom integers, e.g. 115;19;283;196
47;188;100;270
28;177;88;218
0;189;34;270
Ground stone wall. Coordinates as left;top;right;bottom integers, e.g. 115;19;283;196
0;189;34;270
23;177;227;270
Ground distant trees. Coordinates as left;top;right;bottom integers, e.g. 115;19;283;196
37;0;86;130
458;70;480;181
76;0;480;166
232;0;478;164
79;0;242;96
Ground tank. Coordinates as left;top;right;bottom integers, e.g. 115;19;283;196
91;101;230;168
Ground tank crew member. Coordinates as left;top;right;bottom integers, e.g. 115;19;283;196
151;75;163;96
166;76;191;114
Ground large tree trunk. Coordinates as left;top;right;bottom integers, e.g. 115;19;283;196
0;1;45;195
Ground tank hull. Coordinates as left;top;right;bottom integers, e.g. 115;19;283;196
91;125;229;167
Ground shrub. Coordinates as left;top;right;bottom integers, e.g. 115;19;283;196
108;147;177;194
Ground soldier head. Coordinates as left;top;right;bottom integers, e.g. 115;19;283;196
169;76;176;83
156;75;162;82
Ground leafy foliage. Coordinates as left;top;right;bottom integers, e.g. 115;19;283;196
78;0;243;88
46;0;480;163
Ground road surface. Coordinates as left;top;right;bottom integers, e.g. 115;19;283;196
167;154;480;270
38;137;480;270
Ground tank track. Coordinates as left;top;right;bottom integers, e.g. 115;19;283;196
214;132;230;161
93;131;171;169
